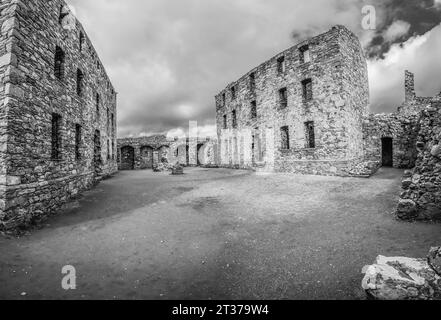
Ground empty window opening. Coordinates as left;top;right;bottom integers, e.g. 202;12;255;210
231;86;237;100
54;46;65;80
112;141;115;160
250;72;256;92
232;110;237;129
277;56;286;74
279;87;288;109
305;121;316;148
300;45;311;63
302;79;313;101
59;6;69;25
79;32;85;52
111;113;115;132
51;113;62;160
75;124;82;160
94;130;102;174
107;108;110;131
223;115;227;129
251;101;257;119
222;93;226;106
107;140;110;160
280;126;290;150
76;69;84;96
95;93;100;118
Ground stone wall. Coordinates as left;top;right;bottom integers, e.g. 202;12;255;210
117;135;218;170
363;113;419;169
215;25;369;176
0;0;15;214
0;0;117;230
397;105;441;221
117;135;170;170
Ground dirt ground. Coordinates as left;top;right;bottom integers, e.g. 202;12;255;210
1;167;440;300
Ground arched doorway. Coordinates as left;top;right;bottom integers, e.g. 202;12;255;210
120;146;135;170
140;146;154;169
381;137;393;167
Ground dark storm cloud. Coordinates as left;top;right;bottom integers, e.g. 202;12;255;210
365;0;441;57
66;0;441;137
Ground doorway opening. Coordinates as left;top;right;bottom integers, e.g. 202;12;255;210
381;137;393;167
121;146;135;170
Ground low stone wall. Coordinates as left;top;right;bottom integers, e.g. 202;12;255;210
397;105;441;221
274;158;362;176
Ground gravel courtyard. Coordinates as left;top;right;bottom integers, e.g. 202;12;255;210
1;167;441;300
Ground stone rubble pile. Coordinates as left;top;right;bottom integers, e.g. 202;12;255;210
397;106;441;221
362;247;441;300
345;160;380;178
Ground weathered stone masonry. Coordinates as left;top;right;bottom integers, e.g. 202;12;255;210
397;98;441;221
215;25;369;176
363;70;441;221
0;0;117;230
117;135;217;170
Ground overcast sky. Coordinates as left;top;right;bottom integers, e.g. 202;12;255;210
67;0;441;138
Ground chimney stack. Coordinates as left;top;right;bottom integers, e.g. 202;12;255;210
404;70;416;101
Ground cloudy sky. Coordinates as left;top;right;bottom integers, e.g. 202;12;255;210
67;0;441;138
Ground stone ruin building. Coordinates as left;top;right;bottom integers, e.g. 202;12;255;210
215;25;441;220
215;25;369;175
0;0;117;230
117;134;217;170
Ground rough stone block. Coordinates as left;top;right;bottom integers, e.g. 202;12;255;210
428;247;441;276
362;255;441;300
397;199;417;220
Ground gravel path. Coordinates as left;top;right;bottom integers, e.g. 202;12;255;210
1;167;440;300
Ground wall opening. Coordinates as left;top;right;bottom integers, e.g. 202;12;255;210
94;130;102;176
232;110;237;128
251;101;257;119
79;31;85;52
51;113;62;160
382;137;393;167
77;69;84;96
305;121;315;149
280;126;290;150
302;78;313;101
54;46;65;80
140;146;154;169
75;124;81;161
107;139;110;161
279;87;288;109
249;72;256;92
58;6;69;25
95;93;100;118
277;56;286;74
299;45;311;63
231;86;236;100
120;146;135;170
197;144;204;166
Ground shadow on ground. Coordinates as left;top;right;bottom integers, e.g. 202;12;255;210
0;167;440;300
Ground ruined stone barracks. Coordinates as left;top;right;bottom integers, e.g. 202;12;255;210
215;25;369;176
0;0;117;230
215;25;441;220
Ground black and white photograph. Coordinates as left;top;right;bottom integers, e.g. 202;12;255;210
0;0;441;308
